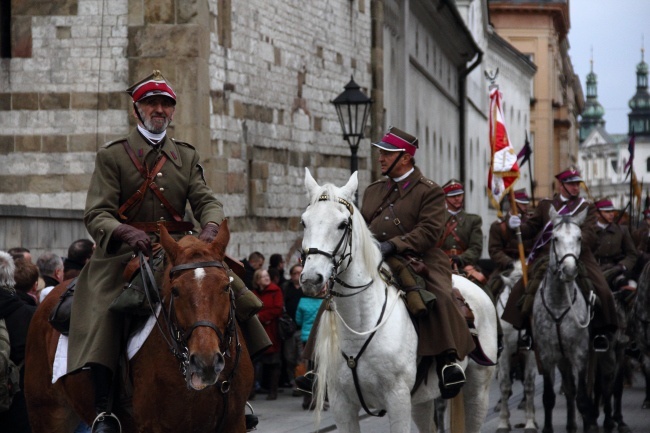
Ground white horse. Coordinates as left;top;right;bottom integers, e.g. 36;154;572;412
299;169;497;433
497;261;538;433
532;207;595;433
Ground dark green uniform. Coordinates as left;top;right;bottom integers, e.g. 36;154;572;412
594;222;638;284
439;210;483;267
67;129;225;374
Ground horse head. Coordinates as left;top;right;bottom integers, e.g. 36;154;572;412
159;220;233;390
300;168;371;296
548;207;587;282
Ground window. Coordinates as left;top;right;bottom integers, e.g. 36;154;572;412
0;1;10;58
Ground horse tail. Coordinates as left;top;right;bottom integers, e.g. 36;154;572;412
449;392;465;433
313;306;339;426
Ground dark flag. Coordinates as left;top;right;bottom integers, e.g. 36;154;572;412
624;128;635;173
517;131;532;167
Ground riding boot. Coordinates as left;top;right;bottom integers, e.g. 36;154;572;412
91;365;121;433
435;351;466;399
266;365;281;400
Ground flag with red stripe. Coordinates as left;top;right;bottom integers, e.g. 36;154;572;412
488;86;520;214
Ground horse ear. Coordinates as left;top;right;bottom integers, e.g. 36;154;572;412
304;167;320;201
159;224;180;263
211;219;230;258
573;208;588;226
340;171;358;202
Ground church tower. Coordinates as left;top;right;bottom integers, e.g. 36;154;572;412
628;47;650;137
579;57;606;142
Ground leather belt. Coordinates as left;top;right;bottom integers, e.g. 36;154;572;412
128;221;195;233
443;248;464;256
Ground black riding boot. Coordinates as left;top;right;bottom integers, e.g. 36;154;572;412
91;365;121;433
435;351;466;399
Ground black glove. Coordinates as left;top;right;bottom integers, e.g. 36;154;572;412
379;241;396;257
112;224;151;254
198;222;219;243
450;255;463;268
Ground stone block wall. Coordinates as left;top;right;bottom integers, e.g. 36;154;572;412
0;0;372;268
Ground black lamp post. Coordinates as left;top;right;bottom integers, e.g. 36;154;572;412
331;76;372;176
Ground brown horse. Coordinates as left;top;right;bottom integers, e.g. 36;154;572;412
24;220;254;433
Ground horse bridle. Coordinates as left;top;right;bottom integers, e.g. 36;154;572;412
301;194;374;296
139;253;242;396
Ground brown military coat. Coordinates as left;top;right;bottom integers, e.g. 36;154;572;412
67;129;225;374
632;223;650;272
439;210;483;267
501;195;619;332
360;167;474;359
594;223;638;271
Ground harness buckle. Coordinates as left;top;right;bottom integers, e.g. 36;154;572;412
393;218;401;226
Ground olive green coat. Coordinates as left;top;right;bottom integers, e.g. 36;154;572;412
439;210;483;267
67;129;225;374
594;223;638;270
360;167;474;359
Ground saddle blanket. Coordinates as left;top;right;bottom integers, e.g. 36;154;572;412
52;307;160;383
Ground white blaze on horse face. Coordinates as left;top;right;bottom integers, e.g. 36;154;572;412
194;267;206;282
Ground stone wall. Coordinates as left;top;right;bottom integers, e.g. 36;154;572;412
0;0;372;267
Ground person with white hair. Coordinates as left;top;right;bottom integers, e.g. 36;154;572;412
0;250;36;432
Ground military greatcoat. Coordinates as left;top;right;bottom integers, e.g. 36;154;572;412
501;195;619;332
594;223;638;271
67;129;225;374
438;210;483;267
360;167;475;359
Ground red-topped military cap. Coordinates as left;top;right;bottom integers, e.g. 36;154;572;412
372;126;419;156
442;179;464;196
126;70;177;104
595;198;615;211
555;166;583;183
514;188;530;204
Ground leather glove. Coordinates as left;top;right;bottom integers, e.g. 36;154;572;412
505;261;515;271
379;241;396;257
198;222;219;243
508;214;521;229
450;255;463;268
112;224;151;254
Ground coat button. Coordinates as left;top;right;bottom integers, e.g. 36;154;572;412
99;229;105;235
382;232;386;236
384;216;389;220
159;187;165;192
159;217;165;221
157;172;163;177
160;203;165;208
400;236;406;241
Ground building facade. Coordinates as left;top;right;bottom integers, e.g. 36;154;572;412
488;0;583;200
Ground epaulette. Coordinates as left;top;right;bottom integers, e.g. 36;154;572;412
171;138;195;150
103;138;127;148
368;179;386;187
418;177;436;188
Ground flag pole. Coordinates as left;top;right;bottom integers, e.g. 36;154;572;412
525;131;536;207
508;189;528;286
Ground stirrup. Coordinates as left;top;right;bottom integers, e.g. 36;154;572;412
245;401;258;431
441;362;466;388
295;370;317;395
518;333;533;351
593;334;609;352
91;412;122;433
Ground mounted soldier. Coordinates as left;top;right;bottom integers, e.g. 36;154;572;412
501;166;619;351
66;70;269;433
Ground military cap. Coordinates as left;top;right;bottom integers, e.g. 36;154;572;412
595;198;615;211
126;70;177;104
372;126;419;156
442;179;464;196
555;166;583;183
514;189;530;204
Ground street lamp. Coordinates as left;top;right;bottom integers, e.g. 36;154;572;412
331;76;372;176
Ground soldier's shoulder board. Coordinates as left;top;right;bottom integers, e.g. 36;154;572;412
103;137;127;148
171;138;196;150
419;177;436;188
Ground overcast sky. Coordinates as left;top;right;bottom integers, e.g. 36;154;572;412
569;0;650;136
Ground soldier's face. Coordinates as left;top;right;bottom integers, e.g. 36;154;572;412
136;96;176;133
560;181;581;198
446;194;464;212
599;210;615;224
